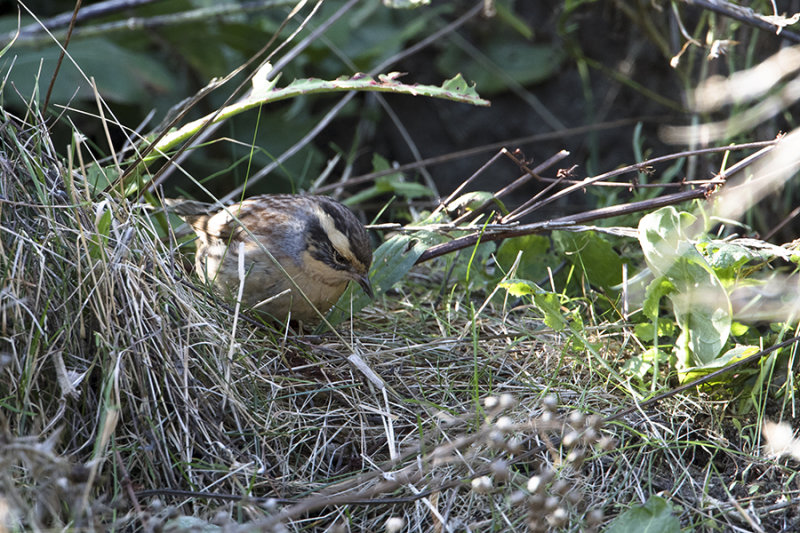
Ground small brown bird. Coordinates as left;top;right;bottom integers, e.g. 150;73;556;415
167;194;373;323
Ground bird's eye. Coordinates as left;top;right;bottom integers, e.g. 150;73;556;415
333;250;346;264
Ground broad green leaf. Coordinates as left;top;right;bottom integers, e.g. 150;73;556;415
638;207;697;275
730;321;749;336
605;496;681;533
703;240;759;283
633;320;674;342
498;280;566;330
639;207;732;366
621;347;671;381
495;234;555;282
553;230;625;291
3;38;174;106
436;37;564;95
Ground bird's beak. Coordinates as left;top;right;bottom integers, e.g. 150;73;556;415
356;274;374;299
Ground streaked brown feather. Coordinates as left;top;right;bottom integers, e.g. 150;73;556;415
166;194;372;323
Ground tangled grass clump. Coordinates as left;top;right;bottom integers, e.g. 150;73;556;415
0;108;299;529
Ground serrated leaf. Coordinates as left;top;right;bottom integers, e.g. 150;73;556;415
533;292;567;331
498;279;540;297
152;72;489;169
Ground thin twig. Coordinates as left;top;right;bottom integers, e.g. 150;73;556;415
682;0;800;43
41;0;82;115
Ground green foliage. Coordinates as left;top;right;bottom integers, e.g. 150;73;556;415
343;154;435;206
495;234;557;283
628;206;800;390
638;207;732;370
436;29;563;95
621;347;672;382
553;230;625;291
2;38;175;107
605;496;682;533
498;279;567;331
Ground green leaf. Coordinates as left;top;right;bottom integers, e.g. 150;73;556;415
605;496;682;533
380;178;434;199
642;277;675;320
343;154;434;206
436;38;564;95
498;280;566;330
89;206;113;260
495;234;556;282
621;347;670;381
383;0;432;8
446;191;507;216
441;73;482;99
150;72;489;168
730;321;749;336
553;230;625;291
534;292;567;331
680;345;759;383
633;320;674;342
3;38;174;106
639;207;732;366
498;278;541;297
703;240;759;282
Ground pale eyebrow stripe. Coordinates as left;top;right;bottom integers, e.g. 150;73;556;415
314;205;357;263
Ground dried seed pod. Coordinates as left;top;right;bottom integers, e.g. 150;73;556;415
385;517;406;533
568;411;585;427
551;479;570;496
541;395;558;412
566;448;586;468
547;507;569;528
562;430;581;449
471;476;493;494
491;459;509;482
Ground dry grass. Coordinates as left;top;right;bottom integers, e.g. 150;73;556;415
2;107;799;532
0;106;614;532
